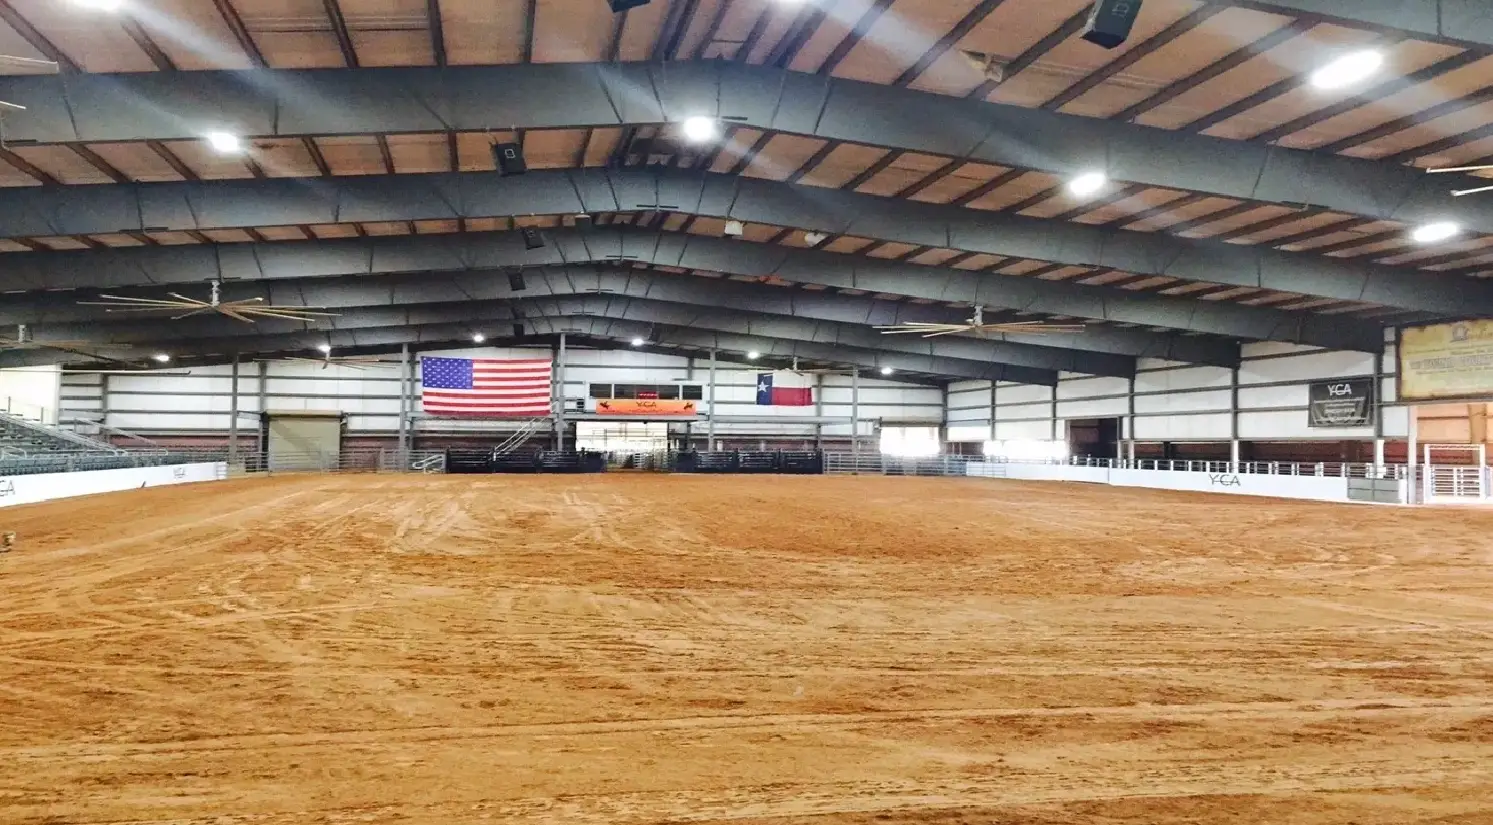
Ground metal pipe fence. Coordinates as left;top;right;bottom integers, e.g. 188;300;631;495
823;453;1409;479
0;447;447;477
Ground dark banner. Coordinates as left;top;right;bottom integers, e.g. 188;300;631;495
1308;379;1375;428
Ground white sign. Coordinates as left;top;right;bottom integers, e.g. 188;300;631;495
967;462;1350;503
0;462;225;509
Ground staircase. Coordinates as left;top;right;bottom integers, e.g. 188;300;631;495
0;410;122;454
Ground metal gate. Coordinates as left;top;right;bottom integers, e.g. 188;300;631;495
1423;444;1489;504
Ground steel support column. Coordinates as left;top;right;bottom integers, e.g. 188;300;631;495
707;349;717;451
554;332;567;450
228;353;239;465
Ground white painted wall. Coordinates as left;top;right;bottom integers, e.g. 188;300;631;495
61;346;944;439
0;365;62;423
945;334;1405;445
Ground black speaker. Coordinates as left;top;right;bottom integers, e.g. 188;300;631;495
512;323;526;339
1081;0;1143;49
492;142;527;176
608;0;651;11
521;227;545;250
507;269;527;291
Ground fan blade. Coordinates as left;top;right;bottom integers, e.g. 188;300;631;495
1452;183;1493;197
79;297;192;308
262;307;341;317
1428;165;1493;174
165;293;210;306
984;324;1087;334
920;328;969;338
219;307;257;323
169;308;213;320
242;309;325;322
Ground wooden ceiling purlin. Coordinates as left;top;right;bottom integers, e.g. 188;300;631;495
1248;49;1486;146
1041;5;1227;112
146;142;197;181
1384;123;1493;165
1049;184;1148;222
321;0;361;67
951;168;1027;207
818;0;897;76
1207;208;1342;242
893;0;1010;87
967;8;1090;101
0;149;56;185
1317;84;1493;155
1111;17;1318;122
763;3;824;68
427;0;448;66
118;16;176;71
0;0;79;71
211;0;266;67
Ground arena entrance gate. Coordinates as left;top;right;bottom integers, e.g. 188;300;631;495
1422;444;1489;504
264;410;344;471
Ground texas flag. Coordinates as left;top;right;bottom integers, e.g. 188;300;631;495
756;371;814;406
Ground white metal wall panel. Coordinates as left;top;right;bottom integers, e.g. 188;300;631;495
997;383;1050;404
1134;389;1232;414
1135;366;1232;393
1238;350;1375;384
1133;412;1232;440
1058;375;1129;399
1239;410;1373;440
994;421;1052;439
1057;398;1128;419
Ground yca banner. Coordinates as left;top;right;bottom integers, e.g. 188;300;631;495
1400;320;1493;402
595;399;699;416
1308;379;1374;428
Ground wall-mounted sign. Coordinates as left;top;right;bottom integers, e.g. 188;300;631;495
1308;379;1374;428
1399;320;1493;402
594;399;698;417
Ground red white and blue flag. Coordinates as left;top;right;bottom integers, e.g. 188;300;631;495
420;356;553;416
756;371;814;406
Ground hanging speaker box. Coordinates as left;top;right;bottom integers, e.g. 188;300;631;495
492;142;527;176
1081;0;1143;49
521;227;545;250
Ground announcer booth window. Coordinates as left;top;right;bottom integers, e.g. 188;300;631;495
880;426;941;457
588;383;613;399
681;384;704;401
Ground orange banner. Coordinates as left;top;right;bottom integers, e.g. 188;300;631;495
595;399;699;416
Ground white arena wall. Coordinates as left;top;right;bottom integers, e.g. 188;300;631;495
60;347;942;441
0;462;226;509
946;337;1407;450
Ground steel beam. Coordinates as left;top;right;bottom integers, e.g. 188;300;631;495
0;169;1477;315
13;295;1128;377
1215;1;1493;50
0;226;1385;352
0;316;1058;385
0;62;1488;233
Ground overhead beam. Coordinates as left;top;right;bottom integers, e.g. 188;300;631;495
0;265;1234;366
20;295;1117;378
0;226;1383;352
1214;1;1493;50
0;315;1057;385
0;168;1479;316
0;62;1489;232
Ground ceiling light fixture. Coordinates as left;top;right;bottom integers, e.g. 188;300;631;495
1310;49;1384;90
746;350;761;360
152;353;171;363
1411;221;1461;244
681;116;719;144
1068;171;1108;197
316;343;332;354
206;131;243;154
880;366;894;376
472;333;486;343
631;337;645;347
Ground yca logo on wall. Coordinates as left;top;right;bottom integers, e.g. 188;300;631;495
1208;473;1241;487
0;478;14;498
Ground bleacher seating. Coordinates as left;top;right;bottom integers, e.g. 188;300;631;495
0;411;122;459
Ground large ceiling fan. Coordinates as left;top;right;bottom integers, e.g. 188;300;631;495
0;324;139;364
78;281;340;323
877;307;1086;338
274;354;400;371
1427;164;1493;197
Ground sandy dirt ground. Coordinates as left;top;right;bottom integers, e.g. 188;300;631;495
2;474;1493;824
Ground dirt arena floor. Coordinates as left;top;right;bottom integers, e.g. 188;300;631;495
3;474;1493;824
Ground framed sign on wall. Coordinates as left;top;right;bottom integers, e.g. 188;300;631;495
1308;379;1375;428
1399;320;1493;402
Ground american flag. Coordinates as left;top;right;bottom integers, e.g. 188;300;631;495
419;356;553;416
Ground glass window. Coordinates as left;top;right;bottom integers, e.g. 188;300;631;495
588;383;612;399
681;384;704;400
